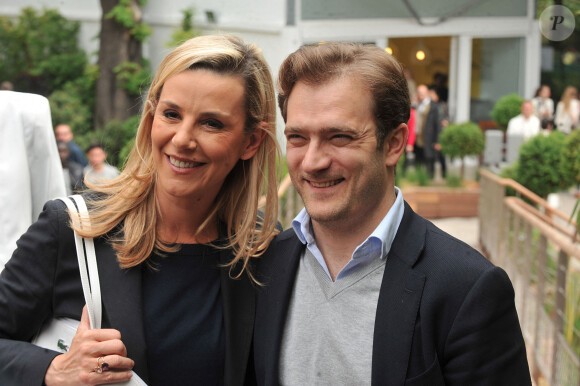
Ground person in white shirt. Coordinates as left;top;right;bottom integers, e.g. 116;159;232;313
507;100;541;140
0;91;66;271
554;86;579;134
83;142;120;185
531;85;554;130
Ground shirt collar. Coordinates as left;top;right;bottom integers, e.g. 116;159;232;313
292;186;405;260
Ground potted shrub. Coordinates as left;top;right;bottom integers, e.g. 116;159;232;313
560;129;580;239
439;121;485;180
514;131;570;199
490;93;524;131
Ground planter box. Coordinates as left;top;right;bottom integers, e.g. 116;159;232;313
402;186;480;219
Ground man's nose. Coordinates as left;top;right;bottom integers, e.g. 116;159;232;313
302;141;331;173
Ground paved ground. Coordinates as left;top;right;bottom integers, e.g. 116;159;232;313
430;216;481;250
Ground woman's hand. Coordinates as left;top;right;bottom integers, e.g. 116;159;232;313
44;306;135;385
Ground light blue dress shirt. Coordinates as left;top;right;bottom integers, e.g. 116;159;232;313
292;187;405;281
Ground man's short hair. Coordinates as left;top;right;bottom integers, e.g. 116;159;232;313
87;142;105;153
277;42;411;148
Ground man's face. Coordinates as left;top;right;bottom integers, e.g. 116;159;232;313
285;77;391;228
416;85;428;102
87;147;107;167
522;102;533;119
55;125;73;142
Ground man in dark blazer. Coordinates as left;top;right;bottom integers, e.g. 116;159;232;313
415;84;443;178
253;42;531;385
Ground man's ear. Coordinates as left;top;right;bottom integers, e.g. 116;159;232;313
383;123;408;167
240;122;268;160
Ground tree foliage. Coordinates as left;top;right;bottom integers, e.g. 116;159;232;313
560;128;580;186
105;0;152;42
168;8;202;47
48;65;98;137
490;93;524;131
439;121;485;160
514;131;571;198
0;7;88;96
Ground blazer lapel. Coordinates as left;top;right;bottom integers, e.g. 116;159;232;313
219;249;256;386
95;240;149;383
372;203;427;386
255;232;304;385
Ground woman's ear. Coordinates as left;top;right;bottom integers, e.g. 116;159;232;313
240;122;268;160
383;123;408;167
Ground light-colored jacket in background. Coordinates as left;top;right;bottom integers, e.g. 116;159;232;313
0;91;66;271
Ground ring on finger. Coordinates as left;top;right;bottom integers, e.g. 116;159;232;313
90;356;109;374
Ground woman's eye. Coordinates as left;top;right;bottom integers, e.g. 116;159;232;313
204;119;224;129
163;110;180;119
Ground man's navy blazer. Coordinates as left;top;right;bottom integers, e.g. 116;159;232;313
253;202;531;385
0;198;256;385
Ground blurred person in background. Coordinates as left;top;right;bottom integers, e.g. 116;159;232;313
531;84;554;130
507;100;541;141
54;123;88;167
0;91;66;271
84;142;120;185
57;140;85;194
555;85;579;134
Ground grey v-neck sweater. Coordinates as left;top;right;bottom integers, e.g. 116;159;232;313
279;248;386;385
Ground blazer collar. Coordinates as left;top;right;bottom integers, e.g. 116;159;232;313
371;202;427;386
219;248;256;386
96;241;149;383
257;230;304;385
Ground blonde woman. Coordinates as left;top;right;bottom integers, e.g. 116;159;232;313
0;35;279;385
555;85;579;134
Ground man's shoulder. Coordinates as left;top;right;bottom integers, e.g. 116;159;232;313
416;218;494;279
508;114;523;123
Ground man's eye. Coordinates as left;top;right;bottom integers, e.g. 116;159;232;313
286;134;307;145
330;135;352;145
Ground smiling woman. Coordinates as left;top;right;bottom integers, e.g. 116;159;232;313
151;70;265;244
0;35;279;386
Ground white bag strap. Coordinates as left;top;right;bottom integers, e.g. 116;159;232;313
59;195;102;330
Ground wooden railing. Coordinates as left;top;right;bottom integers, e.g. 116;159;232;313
479;169;580;385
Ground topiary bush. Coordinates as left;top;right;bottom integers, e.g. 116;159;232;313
560;129;580;187
490;93;524;131
439;121;485;179
514;131;571;198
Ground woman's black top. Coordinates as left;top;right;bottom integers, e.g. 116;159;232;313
142;243;225;385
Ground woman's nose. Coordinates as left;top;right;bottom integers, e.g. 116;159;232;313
171;125;197;150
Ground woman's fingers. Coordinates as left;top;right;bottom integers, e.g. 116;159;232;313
44;306;133;385
94;354;135;371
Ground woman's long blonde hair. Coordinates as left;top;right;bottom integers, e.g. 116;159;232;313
561;86;578;112
76;35;279;280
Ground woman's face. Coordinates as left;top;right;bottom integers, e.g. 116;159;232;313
151;69;260;205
